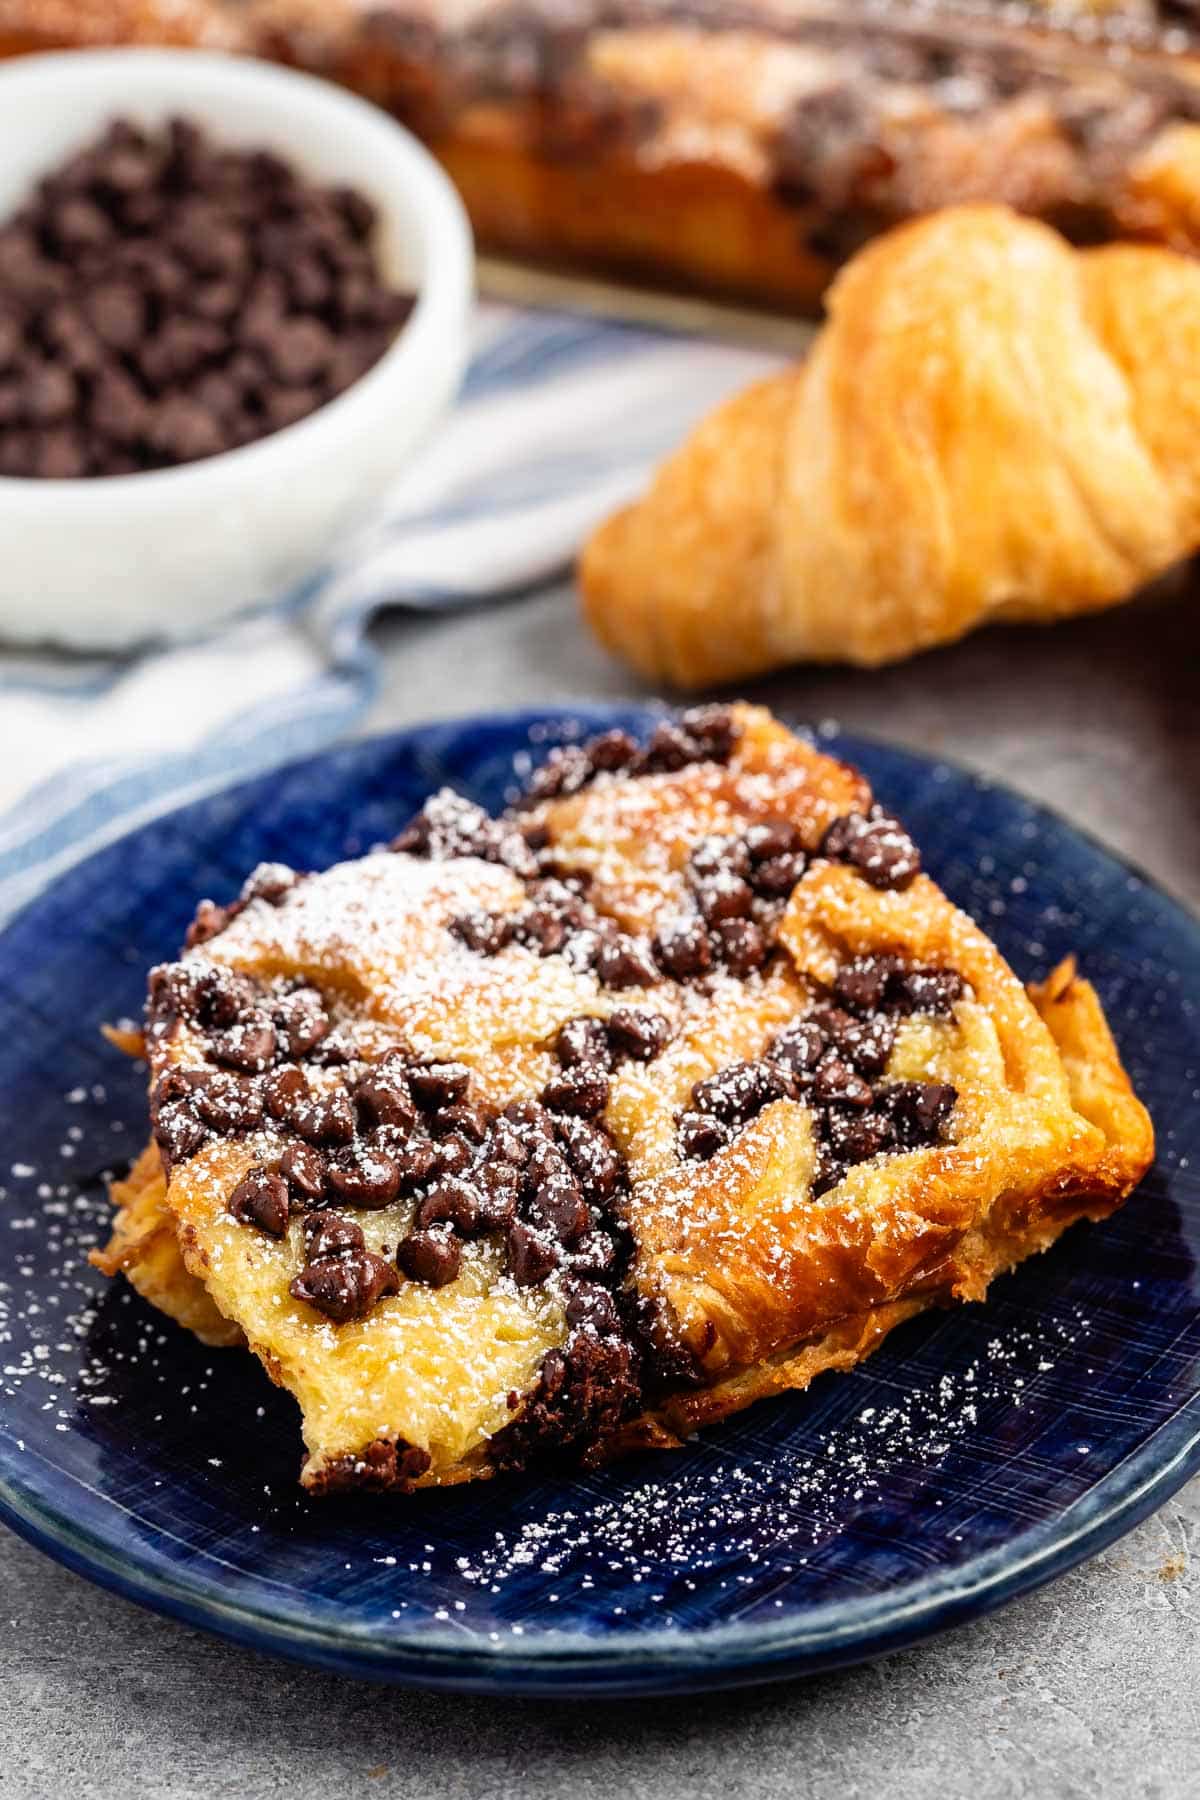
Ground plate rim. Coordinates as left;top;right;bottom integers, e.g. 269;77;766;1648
1;702;1197;1695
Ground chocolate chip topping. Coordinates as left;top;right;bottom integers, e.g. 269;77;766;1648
606;1008;673;1063
555;1016;612;1070
820;806;921;890
352;1053;417;1131
397;1225;462;1288
653;917;712;980
514;705;739;809
228;1167;290;1238
540;1067;611;1118
280;1140;328;1207
302;1210;365;1262
272;987;329;1058
289;1246;401;1323
391;789;537;878
677;952;963;1190
417;1177;483;1234
325;1144;402;1210
408;1060;472;1111
595;933;660;990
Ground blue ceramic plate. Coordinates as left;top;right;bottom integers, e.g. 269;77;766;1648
0;705;1197;1696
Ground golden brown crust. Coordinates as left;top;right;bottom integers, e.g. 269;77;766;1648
582;205;1200;683
92;705;1153;1493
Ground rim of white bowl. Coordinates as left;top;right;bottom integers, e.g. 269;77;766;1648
0;48;474;507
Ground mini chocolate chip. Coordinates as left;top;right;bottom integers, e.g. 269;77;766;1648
587;729;640;773
192;965;256;1028
306;1027;357;1066
690;835;752;882
556;1117;622;1199
451;910;513;956
541;1068;610;1118
834;957;898;1014
296;1087;356;1146
679;704;738;762
771;1019;826;1077
192;1071;262;1134
595;934;659;990
392;790;537;877
821;807;921;890
184;901;229;948
272;987;330;1059
240;861;298;905
479;1158;523;1199
392;1139;438;1193
606;1008;673;1062
503;1100;556;1142
398;1225;462;1287
556;1016;612;1070
812;1053;875;1109
825;1109;898;1164
432;1102;489;1143
353;1055;417;1131
639;721;699;772
566;1228;619;1279
85;278;145;352
676;1111;731;1161
695;874;755;926
879;1080;958;1146
486;1118;529;1167
429;1133;475;1180
808;1004;858;1048
153;1100;207;1164
326;1145;402;1209
281;1140;327;1206
811;1147;846;1198
565;1282;621;1333
839;1013;898;1077
264;1064;308;1121
692;1059;784;1123
506;1219;561;1287
302;1209;366;1260
417;1177;482;1234
712;917;768;976
476;1166;520;1231
210;1010;277;1073
752;853;806;899
744;818;802;862
517;901;569;955
290;1247;400;1321
228;1167;290;1238
518;744;594;806
895;968;966;1016
409;1061;471;1110
529;1176;590;1245
528;1139;571;1185
653;917;713;980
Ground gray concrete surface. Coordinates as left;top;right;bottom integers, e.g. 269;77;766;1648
3;575;1198;1798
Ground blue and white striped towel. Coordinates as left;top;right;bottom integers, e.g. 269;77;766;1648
0;303;780;926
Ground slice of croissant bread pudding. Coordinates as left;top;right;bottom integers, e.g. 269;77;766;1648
92;705;1153;1493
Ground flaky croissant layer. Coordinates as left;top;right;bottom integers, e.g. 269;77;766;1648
581;205;1200;683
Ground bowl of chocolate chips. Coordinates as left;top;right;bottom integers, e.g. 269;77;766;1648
0;49;473;648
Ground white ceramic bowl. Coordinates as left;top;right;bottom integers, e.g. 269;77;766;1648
0;50;473;650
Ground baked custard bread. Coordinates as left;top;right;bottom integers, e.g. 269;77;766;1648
93;704;1153;1493
10;2;1200;307
582;205;1200;683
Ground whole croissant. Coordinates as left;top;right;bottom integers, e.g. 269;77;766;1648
580;205;1200;683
